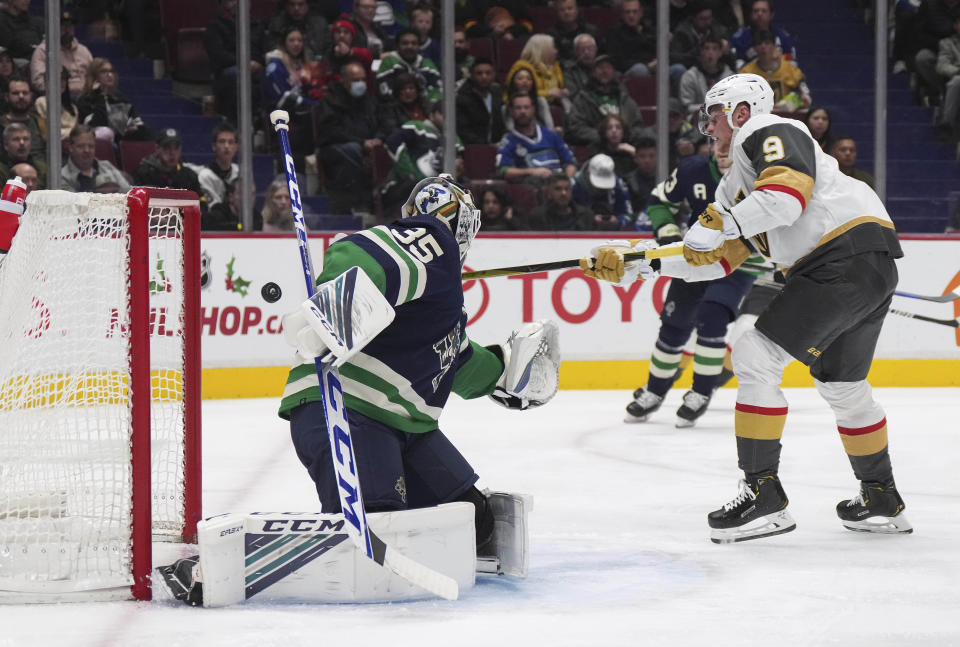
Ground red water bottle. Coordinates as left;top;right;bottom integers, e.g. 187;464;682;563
1;176;27;255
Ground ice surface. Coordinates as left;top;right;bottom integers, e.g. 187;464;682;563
5;388;960;647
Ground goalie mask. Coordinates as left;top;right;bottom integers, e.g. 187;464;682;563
698;73;774;135
402;175;481;264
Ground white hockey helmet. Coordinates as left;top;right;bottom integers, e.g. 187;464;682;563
402;174;480;264
699;73;774;135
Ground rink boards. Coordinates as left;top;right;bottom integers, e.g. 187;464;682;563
196;233;960;397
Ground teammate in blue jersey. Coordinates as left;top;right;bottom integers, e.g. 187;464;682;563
278;176;561;559
621;149;756;427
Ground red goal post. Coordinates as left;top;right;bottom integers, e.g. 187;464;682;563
0;188;202;602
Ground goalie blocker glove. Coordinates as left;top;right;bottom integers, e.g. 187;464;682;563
488;320;561;410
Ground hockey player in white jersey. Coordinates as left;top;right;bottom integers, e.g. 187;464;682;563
581;74;911;543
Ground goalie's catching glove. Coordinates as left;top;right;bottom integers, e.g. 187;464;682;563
489;320;561;410
579;239;658;285
683;203;740;266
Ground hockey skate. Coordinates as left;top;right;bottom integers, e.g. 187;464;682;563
675;390;712;428
708;475;796;544
625;388;664;423
836;480;913;534
156;555;203;606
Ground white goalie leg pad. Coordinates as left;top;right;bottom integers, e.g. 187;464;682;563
476;492;532;578
490;320;561;410
283;266;395;365
195;503;476;606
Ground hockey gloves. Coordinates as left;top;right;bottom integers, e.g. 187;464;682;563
580;239;658;285
654;223;683;245
683;203;740;266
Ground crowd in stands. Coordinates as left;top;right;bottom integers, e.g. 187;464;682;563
0;0;957;233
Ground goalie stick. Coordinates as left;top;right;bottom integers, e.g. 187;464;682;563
461;245;684;279
740;262;959;303
270;110;458;601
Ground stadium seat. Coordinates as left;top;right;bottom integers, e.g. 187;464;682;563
570;146;592;165
496;38;528;82
624;76;657;107
463;144;498;180
582;7;620;32
119;141;158;176
251;0;277;23
159;0;218;70
94;138;117;166
529;6;555;33
370;144;393;187
467;38;494;62
506;183;539;219
173;28;212;83
550;104;565;132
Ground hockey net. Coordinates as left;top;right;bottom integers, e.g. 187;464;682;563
0;188;201;602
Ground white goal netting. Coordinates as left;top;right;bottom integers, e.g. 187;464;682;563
0;191;191;600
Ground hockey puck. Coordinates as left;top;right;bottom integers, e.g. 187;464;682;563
261;282;283;303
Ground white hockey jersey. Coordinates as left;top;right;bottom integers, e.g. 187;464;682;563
717;113;896;267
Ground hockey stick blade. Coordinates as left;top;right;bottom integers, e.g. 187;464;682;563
889;308;959;328
272;110;458;601
461;244;684;279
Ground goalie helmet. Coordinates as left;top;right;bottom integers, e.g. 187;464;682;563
699;73;774;135
402;175;481;265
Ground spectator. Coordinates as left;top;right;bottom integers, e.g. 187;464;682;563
265;26;323;168
261;178;296;231
803;105;833;151
730;0;797;68
34;67;80;142
11;161;38;193
410;4;440;67
0;48;14;111
188;122;239;207
572;153;634;230
739;30;811;111
462;5;533;40
203;0;264;121
547;0;601;64
476;183;526;230
563;33;599;98
671;4;729;70
29;11;92;96
626;136;658;213
61;124;131;193
592;114;638;178
350;0;393;58
321;17;374;92
502;67;556;131
505;34;568;107
1;78;44;158
133;129;205;206
453;27;473;89
667;97;702;167
497;94;577;184
527;172;595;230
76;57;151;143
566;54;650;147
377;73;426;138
377;28;442;104
711;0;748;37
0;0;44;61
380;102;463;217
605;0;683;83
265;0;329;58
456;57;505;145
935;14;960;139
368;0;407;37
830;136;875;190
679;33;734;115
204;180;246;231
913;0;959;107
0;122;47;187
314;62;381;214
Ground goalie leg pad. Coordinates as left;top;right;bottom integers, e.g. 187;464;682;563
475;491;532;578
185;504;476;606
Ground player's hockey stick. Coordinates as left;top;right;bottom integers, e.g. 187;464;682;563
740;262;959;303
270;110;458;601
888;308;959;328
462;245;684;279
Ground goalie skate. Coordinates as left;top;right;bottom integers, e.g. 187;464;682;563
708;476;796;544
476;492;532;578
836;481;913;535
